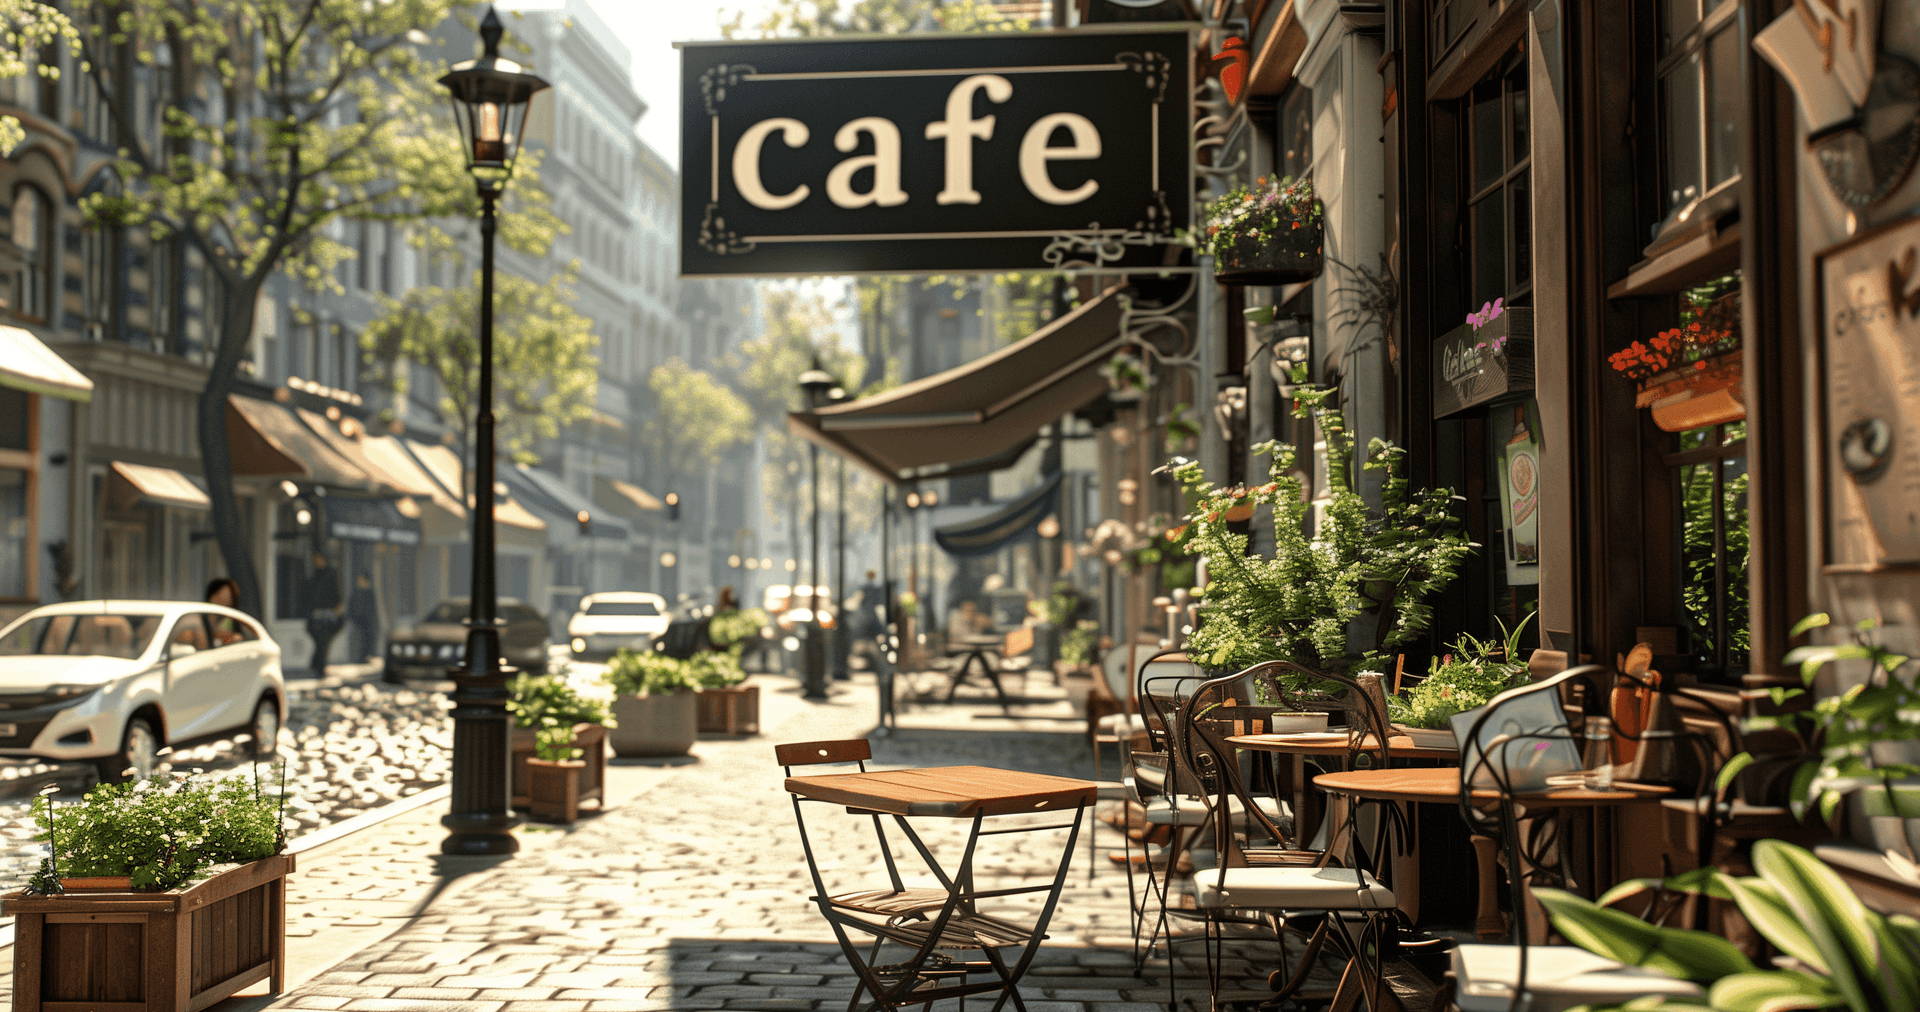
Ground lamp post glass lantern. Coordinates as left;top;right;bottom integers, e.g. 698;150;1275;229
436;5;548;857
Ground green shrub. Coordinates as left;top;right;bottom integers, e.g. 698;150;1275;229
687;648;746;689
509;670;613;730
533;718;583;762
1061;620;1100;666
603;647;696;697
708;608;769;648
30;769;288;893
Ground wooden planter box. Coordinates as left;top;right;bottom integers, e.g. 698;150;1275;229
1635;348;1745;432
510;723;607;810
696;684;760;735
526;758;585;823
608;692;698;757
4;853;294;1012
1215;215;1323;284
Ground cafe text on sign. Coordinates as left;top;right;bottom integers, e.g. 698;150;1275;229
679;29;1194;277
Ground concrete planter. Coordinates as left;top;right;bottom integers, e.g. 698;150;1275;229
608;692;698;757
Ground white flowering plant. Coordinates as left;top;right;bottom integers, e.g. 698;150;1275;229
1387;613;1536;730
27;766;288;893
1184;175;1321;260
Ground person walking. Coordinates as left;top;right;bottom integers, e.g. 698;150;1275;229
303;552;344;675
347;572;379;663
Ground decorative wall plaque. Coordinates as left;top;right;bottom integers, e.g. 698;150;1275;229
1815;215;1920;568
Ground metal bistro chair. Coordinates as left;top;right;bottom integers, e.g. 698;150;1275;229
1178;663;1415;1012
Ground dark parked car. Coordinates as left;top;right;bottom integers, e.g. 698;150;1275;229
384;599;549;681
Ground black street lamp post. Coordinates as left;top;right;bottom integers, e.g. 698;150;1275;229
828;386;850;681
797;358;836;700
436;6;548;857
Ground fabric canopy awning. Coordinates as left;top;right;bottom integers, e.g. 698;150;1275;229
108;461;209;511
402;439;547;531
933;474;1063;558
226;395;371;490
594;476;663;521
323;497;422;546
788;286;1126;484
508;464;628;540
0;326;92;401
295;407;435;498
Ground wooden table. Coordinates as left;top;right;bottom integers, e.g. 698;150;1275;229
784;766;1094;1012
1314;768;1672;939
943;634;1015;713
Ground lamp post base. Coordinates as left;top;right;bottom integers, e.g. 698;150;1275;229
440;812;523;855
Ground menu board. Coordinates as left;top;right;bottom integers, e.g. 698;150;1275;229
1817;215;1920;566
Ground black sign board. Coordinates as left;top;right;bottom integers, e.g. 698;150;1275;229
679;29;1193;277
1432;309;1535;418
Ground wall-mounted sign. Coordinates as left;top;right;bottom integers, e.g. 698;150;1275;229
1432;309;1535;418
1815;215;1920;568
679;29;1193;277
1496;401;1541;587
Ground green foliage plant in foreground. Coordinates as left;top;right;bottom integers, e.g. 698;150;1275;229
1719;613;1920;823
687;649;748;689
1388;612;1535;730
508;669;613;731
1166;385;1473;690
533;718;583;763
30;768;288;893
603;648;700;697
708;608;770;649
1535;839;1920;1012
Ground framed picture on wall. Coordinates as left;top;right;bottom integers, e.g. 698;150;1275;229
1813;215;1920;570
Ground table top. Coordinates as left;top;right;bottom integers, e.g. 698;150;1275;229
785;765;1096;818
1312;767;1674;807
1227;732;1460;761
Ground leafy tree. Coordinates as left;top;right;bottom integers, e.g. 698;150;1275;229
721;0;1026;37
361;268;597;490
64;0;561;617
642;359;753;482
0;1;73;155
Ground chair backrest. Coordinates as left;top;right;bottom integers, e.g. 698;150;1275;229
1100;644;1133;705
776;739;872;771
1240;660;1393;771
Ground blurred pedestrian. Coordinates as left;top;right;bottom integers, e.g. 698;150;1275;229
203;577;244;646
715;585;739;612
303;552;343;674
348;572;379;662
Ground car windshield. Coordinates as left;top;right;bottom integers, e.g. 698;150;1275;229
0;614;165;659
425;603;467;623
585;601;659;617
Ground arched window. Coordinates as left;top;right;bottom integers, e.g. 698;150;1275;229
9;186;54;322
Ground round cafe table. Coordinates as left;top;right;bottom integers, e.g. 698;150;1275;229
1224;733;1459;863
1314;768;1672;939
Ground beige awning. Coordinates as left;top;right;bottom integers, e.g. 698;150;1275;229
294;407;436;498
0;325;92;401
788;286;1125;484
109;461;210;510
226;395;371;490
360;435;462;521
594;475;662;521
405;439;547;531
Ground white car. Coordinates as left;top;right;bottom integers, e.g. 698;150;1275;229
0;600;286;781
566;592;671;659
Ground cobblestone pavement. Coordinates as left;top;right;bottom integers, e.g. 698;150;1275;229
243;671;1321;1012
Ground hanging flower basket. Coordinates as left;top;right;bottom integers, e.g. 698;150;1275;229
1635;350;1745;432
1192;176;1325;285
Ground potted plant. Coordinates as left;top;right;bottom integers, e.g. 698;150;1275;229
525;718;589;823
602;647;700;757
5;766;296;1012
1608;276;1743;432
1533;839;1920;1012
698;609;766;735
1058;619;1100;678
1165;384;1474;693
1187;175;1323;284
1721;613;1920;864
507;669;611;810
1102;352;1150;402
1387;614;1535;749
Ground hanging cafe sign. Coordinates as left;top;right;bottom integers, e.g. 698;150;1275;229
678;29;1194;277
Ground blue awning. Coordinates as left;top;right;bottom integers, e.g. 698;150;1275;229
323;497;421;546
932;474;1063;559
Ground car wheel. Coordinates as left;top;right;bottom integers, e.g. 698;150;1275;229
96;715;159;784
248;695;280;759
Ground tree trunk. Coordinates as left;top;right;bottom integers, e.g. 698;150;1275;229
197;267;264;618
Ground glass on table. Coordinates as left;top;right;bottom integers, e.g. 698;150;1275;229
1582;715;1615;791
